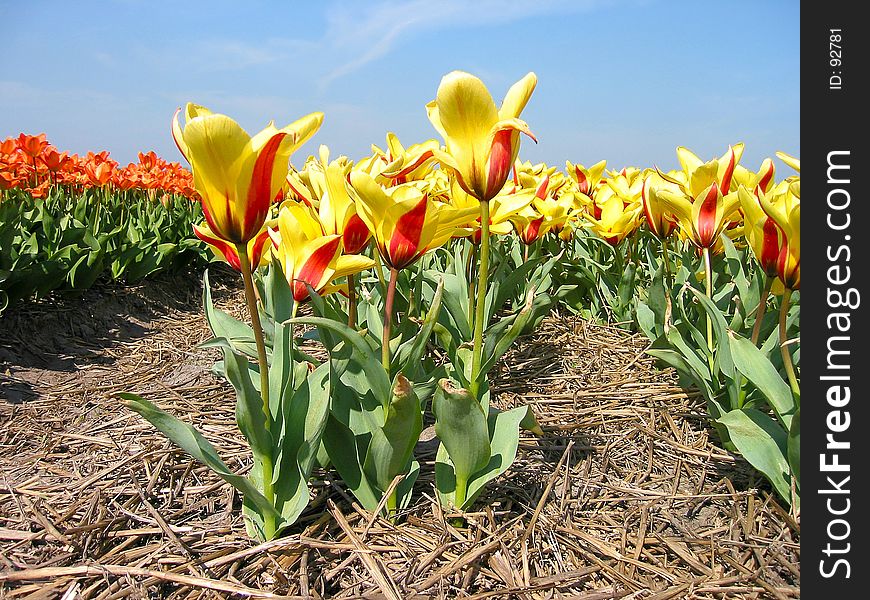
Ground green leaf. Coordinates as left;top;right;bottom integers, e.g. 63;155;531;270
291;316;390;408
518;404;544;435
479;289;537;379
433;379;491;508
363;375;423;493
273;362;331;526
321;414;381;512
202;270;258;360
465;406;527;506
728;331;797;430
686;287;735;379
220;342;273;468
119;393;280;523
393;277;444;378
647;347;714;402
718;408;791;504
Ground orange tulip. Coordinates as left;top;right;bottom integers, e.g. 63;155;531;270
16;133;48;160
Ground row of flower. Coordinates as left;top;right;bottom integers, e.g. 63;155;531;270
121;70;800;542
0;133;198;200
0;136;207;313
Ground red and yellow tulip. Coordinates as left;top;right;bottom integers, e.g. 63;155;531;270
357;133;439;186
641;173;678;240
350;171;477;270
269;201;374;302
427;71;537;202
316;148;372;254
172;103;323;245
566;159;607;201
449;178;535;244
651;181;740;250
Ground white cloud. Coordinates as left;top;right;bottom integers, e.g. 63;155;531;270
315;0;611;88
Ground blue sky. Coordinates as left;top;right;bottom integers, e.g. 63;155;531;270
0;0;799;173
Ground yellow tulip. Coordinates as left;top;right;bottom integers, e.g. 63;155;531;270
269;201;374;302
764;180;800;290
316;147;372;254
583;194;642;245
510;176;567;245
651;182;740;250
566;159;607;200
358;133;440;185
427;71;537;202
641;172;678;240
172;103;323;245
449;177;535;243
733;158;776;195
738;185;786;278
673;143;744;196
350;171;478;270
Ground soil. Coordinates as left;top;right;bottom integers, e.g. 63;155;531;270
0;269;799;599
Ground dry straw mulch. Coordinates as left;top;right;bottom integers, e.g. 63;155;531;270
0;269;799;599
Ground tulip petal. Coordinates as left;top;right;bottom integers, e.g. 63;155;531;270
332;254;376;279
193;223;242;271
776;151;801;173
435;71;499;147
676;147;703;177
293;236;342;301
498;72;537;120
757;158;775;192
350;171;393;236
387;193;429;269
693;183;721;248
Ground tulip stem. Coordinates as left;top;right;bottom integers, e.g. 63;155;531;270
702;247;715;372
470;201;491;401
661;236;672;287
454;475;469;512
382;267;399;373
386;488;398;520
467;241;477;327
347;273;357;329
373;241;387;295
779;288;800;397
236;243;276;540
751;276;773;346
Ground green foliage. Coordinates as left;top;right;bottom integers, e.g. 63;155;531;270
0;187;207;312
124;264;331;539
635;235;800;506
433;378;529;510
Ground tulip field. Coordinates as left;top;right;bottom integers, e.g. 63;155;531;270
0;72;799;598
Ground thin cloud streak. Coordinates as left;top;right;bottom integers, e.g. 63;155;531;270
316;0;613;89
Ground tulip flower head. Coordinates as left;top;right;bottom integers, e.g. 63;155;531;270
427;71;537;202
270;201;374;302
358;133;440;186
566;159;607;200
650;146;746;250
316;147;372;254
172;103;323;245
449;177;535;244
738;185;785;279
350;171;478;270
641;173;678;240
